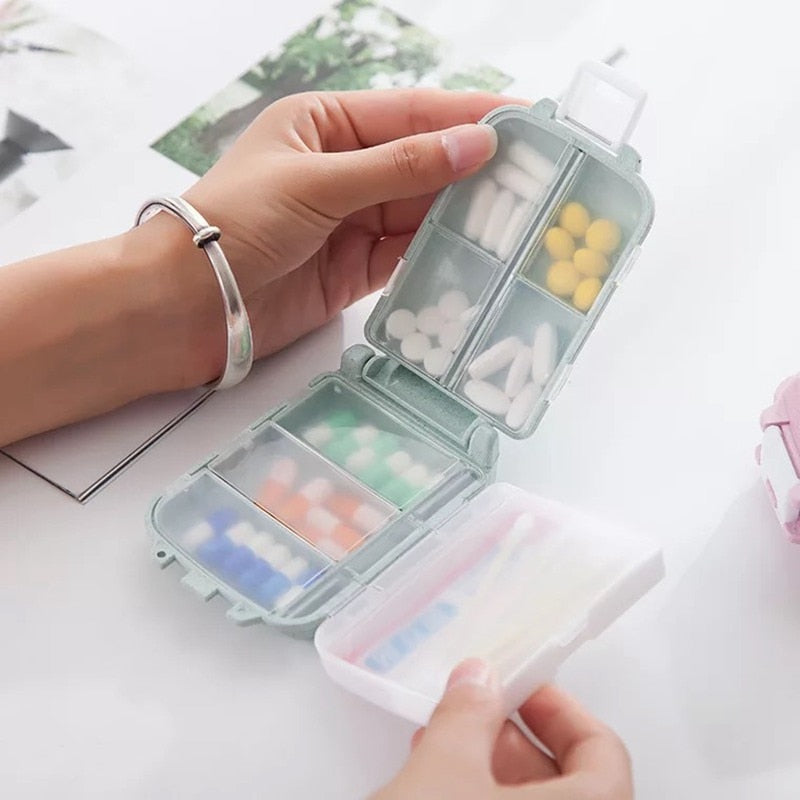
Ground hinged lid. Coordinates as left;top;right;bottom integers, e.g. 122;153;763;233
314;483;663;724
364;62;654;440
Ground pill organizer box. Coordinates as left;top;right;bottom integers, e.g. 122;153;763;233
148;63;662;722
757;374;800;541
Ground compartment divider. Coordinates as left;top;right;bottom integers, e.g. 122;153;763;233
442;146;586;390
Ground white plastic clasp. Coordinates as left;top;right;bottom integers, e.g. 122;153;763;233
556;61;646;152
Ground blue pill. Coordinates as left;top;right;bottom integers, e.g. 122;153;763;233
207;508;238;535
237;562;274;591
255;572;292;605
220;546;256;577
197;535;235;566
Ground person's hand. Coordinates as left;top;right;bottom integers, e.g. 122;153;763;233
131;89;514;386
372;659;633;800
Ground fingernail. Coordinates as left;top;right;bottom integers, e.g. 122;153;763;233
446;658;495;690
442;124;497;172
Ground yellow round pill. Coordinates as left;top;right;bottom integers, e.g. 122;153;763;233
585;219;621;254
573;277;603;312
546;260;580;297
559;202;591;238
573;247;609;278
544;227;575;260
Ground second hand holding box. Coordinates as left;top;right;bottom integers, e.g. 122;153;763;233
148;63;663;723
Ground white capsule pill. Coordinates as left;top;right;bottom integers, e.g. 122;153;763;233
494;162;544;201
506;140;557;185
318;537;347;560
276;586;305;607
386;308;417;339
353;504;386;533
387;450;413;474
250;537;273;560
459;305;480;323
463;178;498;240
268;456;298;485
463;380;511;415
423;347;452;377
226;521;258;546
496;203;528;262
352;424;379;445
438;320;466;352
531;322;558;385
400;331;431;363
479;188;515;253
345;447;375;472
505;346;533;398
505;382;542;430
299;478;333;503
307;506;340;535
303;424;333;448
468;336;522;380
182;521;214;551
283;556;309;581
416;305;445;336
438;289;470;320
402;463;431;488
265;543;292;569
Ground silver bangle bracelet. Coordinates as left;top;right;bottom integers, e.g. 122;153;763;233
134;196;253;391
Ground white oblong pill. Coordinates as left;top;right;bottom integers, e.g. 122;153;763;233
227;521;258;546
416;305;445;336
496;203;528;262
353;424;379;445
402;463;431;488
400;331;431;363
182;521;214;551
438;289;470;320
494;162;544;201
265;543;292;569
531;322;558;385
505;382;542;430
438;320;466;352
387;450;413;474
386;308;417;339
353;504;387;532
504;346;533;398
423;347;452;377
468;336;522;380
463;379;511;416
299;478;333;503
463;178;498;241
283;556;309;581
345;447;375;471
506;140;557;185
459;305;480;323
306;507;339;535
303;424;333;448
479;188;516;253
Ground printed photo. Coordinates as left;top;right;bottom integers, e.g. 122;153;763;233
0;0;149;225
153;0;512;176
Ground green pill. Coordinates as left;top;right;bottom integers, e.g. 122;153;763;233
380;476;416;507
358;461;393;490
373;432;400;456
326;410;359;428
322;433;360;463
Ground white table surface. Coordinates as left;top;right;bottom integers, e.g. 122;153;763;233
4;1;800;797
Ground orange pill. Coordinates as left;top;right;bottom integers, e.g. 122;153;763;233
333;523;362;550
275;494;311;525
256;457;298;509
328;493;361;519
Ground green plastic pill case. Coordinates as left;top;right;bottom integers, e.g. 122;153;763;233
148;63;664;724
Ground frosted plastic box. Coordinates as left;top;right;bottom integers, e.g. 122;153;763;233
147;63;663;723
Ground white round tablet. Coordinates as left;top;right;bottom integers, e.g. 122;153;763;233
438;320;466;352
416;306;445;336
385;308;417;339
423;347;452;377
438;289;470;320
400;331;432;363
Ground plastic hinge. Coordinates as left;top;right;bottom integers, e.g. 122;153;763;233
152;540;176;568
181;570;219;600
614;245;641;284
226;601;263;626
556;62;646;153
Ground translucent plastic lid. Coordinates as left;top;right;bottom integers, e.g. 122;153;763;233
314;483;663;724
365;63;654;440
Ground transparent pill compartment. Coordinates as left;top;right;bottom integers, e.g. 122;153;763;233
315;483;663;724
147;63;660;718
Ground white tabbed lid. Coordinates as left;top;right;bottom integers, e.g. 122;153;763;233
314;483;664;725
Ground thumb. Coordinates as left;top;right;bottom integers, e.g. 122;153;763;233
306;123;497;218
415;659;505;772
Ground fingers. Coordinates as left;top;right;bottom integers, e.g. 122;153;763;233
516;685;633;798
414;659;506;773
492;720;558;786
296;123;497;219
315;88;526;149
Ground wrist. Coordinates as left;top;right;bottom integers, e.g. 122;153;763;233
116;212;228;392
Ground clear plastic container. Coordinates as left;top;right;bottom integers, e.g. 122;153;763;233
315;483;664;724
